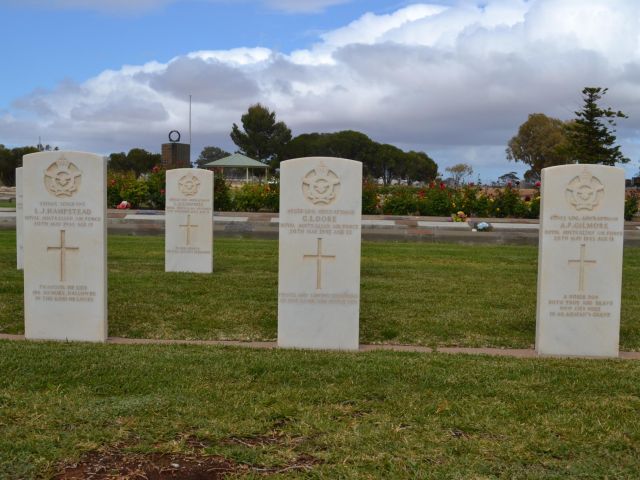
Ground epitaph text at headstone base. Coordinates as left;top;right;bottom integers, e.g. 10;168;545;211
23;151;107;342
278;157;362;351
536;164;624;357
16;167;23;270
165;168;213;273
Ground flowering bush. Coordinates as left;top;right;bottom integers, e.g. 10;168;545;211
625;191;639;221
232;183;279;212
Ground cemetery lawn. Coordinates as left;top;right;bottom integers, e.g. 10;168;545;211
1;231;640;350
0;200;15;208
1;341;640;478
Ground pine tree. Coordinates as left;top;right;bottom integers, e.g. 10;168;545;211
568;87;629;165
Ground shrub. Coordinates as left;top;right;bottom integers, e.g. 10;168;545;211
362;181;380;215
383;188;419;215
416;184;454;216
625;191;639;221
232;183;279;212
214;176;232;212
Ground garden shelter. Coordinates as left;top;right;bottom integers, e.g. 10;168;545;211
204;153;269;183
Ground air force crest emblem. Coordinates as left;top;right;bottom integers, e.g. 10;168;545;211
44;156;82;198
565;169;604;211
302;162;341;206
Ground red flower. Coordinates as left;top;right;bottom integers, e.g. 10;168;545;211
535;181;541;188
440;182;446;190
418;190;425;198
507;181;512;187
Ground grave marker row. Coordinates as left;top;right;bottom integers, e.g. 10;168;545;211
17;153;627;357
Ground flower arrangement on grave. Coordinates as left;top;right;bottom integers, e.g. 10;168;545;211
451;211;467;222
116;200;131;209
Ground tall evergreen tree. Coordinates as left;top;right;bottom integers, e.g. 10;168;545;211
230;104;291;166
568;87;629;165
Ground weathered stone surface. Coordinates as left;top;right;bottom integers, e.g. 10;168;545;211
23;151;107;342
278;157;362;350
536;164;625;357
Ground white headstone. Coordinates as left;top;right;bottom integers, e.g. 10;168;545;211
16;167;23;270
536;164;625;357
165;168;213;273
23;151;107;342
278;157;362;350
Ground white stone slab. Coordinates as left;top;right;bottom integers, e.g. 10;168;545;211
270;217;280;223
124;214;165;221
0;212;16;218
23;151;107;342
16;167;23;269
362;219;396;227
491;222;539;230
216;216;248;222
165;168;213;273
278;157;362;350
536;164;625;357
417;221;469;229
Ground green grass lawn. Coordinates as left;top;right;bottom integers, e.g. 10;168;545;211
0;200;15;208
1;231;640;349
1;341;639;479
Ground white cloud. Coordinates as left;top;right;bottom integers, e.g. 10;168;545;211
5;0;640;179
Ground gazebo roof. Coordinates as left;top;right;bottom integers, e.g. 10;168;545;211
205;153;268;169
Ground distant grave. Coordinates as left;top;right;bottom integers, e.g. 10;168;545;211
165;168;213;273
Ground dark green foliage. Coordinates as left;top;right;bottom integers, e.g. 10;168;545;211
361;181;380;215
108;148;161;176
568;87;629;165
625;192;639;221
213;176;232;211
230;104;292;165
506;113;573;179
282;131;438;185
196;146;230;168
382;187;419;215
0;145;39;186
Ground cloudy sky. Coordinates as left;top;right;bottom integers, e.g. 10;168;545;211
1;0;639;181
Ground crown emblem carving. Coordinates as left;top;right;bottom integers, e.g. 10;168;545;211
302;162;341;206
44;156;82;198
565;169;604;211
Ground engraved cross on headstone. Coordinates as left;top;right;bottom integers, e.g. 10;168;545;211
303;237;336;290
47;229;79;282
179;214;199;246
568;243;597;292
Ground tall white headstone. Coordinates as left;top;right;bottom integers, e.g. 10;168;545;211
16;167;23;270
23;151;107;342
278;157;362;350
536;164;625;357
165;168;213;273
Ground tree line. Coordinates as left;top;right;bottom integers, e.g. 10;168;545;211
507;87;629;181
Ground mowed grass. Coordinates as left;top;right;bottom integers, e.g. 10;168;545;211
1;341;640;479
1;231;640;349
0;200;15;208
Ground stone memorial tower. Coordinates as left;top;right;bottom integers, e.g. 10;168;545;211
161;130;191;169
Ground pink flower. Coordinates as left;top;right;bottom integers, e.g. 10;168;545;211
535;181;541;188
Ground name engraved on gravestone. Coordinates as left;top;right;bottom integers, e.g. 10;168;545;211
536;165;624;357
278;158;362;350
16;167;23;269
165;169;213;273
23;151;107;342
